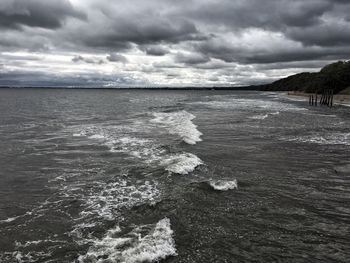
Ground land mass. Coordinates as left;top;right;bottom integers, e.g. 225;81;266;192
255;60;350;95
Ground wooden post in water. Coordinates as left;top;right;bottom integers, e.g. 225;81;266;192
330;89;334;108
315;93;318;106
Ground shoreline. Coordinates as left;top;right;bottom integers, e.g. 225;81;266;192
285;91;350;107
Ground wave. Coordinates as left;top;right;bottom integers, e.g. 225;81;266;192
249;111;280;120
285;133;350;146
73;123;202;175
160;153;203;175
151;111;202;145
209;179;238;191
78;218;177;263
249;114;269;120
0;216;20;223
192;98;306;112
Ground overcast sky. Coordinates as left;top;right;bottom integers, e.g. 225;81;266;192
0;0;349;87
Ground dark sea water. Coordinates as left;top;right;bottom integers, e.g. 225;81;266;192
0;89;349;263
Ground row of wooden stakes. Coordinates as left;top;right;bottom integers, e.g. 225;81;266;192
309;89;334;107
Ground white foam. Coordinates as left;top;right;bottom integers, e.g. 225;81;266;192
77;179;160;222
160;153;203;175
79;218;177;263
151;111;202;145
71;123;203;175
193;98;306;112
250;111;280;120
250;114;269;120
88;134;105;140
286;133;350;146
0;216;20;223
209;179;238;191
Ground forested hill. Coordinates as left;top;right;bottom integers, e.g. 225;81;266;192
259;61;350;94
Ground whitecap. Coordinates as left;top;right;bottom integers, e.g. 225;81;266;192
79;218;177;263
71;124;203;175
209;179;238;191
192;98;306;112
0;216;20;223
151;111;202;145
250;111;280;120
160;153;203;175
285;133;350;146
88;134;105;140
249;114;269;120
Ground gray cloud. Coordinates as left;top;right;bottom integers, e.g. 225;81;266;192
0;0;350;86
175;52;210;65
286;22;350;47
0;0;85;30
107;53;128;63
0;70;144;87
72;55;104;64
141;45;169;56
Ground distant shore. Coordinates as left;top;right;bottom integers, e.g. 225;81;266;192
286;91;350;107
0;86;260;90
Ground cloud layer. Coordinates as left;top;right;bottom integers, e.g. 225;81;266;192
0;0;349;87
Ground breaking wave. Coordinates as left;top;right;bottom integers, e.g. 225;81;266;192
72;123;202;175
151;111;202;145
78;218;177;263
160;153;203;175
209;179;238;191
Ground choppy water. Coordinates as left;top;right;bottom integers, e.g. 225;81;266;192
0;89;349;263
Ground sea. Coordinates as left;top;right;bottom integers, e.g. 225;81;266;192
0;88;349;263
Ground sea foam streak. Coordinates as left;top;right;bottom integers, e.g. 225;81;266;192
193;98;306;112
151;111;202;145
209;179;238;191
285;132;350;146
79;218;177;263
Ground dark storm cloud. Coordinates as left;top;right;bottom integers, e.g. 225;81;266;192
194;33;350;65
184;0;332;31
0;0;85;30
79;19;200;51
1;0;350;86
286;22;350;47
254;61;330;71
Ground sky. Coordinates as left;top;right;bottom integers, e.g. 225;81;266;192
0;0;350;87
